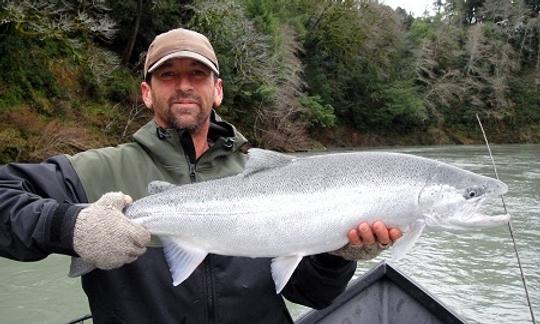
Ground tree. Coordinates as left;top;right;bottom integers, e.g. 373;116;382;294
524;0;540;14
121;0;143;65
302;0;425;131
441;0;485;25
415;20;467;122
105;0;194;67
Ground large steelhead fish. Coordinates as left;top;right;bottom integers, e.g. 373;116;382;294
70;149;509;293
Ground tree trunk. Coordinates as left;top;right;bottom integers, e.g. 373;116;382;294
121;0;143;65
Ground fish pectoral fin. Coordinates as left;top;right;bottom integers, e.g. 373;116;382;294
147;181;177;195
68;257;95;277
162;238;207;286
243;148;295;176
271;255;303;294
390;220;426;262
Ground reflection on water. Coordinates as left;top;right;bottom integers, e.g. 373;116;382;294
0;145;538;324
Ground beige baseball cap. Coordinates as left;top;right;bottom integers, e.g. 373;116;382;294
144;28;219;78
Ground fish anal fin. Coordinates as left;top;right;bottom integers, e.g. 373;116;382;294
162;238;208;286
243;149;295;177
271;255;303;294
390;220;426;262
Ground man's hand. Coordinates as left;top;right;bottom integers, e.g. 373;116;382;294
73;192;151;270
329;220;402;261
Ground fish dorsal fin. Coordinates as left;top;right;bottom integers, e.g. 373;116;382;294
270;255;303;293
161;237;208;286
148;181;176;195
390;220;426;262
243;148;295;177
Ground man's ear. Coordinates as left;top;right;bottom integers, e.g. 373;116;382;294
213;78;223;108
141;82;153;108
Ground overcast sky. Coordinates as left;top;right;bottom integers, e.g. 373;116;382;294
382;0;435;17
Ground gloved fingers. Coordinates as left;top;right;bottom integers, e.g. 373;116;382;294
100;256;135;270
97;247;145;270
124;255;139;265
96;192;133;210
125;246;147;259
348;243;380;253
124;221;152;248
352;244;379;261
329;242;387;261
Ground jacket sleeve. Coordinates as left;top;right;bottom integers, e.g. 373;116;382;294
0;155;87;261
282;253;356;309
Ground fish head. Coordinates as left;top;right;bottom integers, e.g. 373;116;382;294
418;163;510;232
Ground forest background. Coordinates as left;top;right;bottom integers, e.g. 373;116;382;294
1;0;539;163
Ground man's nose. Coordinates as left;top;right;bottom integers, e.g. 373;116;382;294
174;74;193;90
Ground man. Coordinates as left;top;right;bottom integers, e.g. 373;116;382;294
0;28;401;323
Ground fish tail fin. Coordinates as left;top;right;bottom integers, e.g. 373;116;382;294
68;257;96;277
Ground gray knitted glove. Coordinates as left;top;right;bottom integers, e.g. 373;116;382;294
73;192;151;270
328;243;390;261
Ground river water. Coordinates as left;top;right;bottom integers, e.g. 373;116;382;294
0;144;538;323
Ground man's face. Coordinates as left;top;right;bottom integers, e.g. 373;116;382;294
141;58;223;133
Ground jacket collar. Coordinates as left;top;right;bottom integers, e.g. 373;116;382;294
132;110;247;167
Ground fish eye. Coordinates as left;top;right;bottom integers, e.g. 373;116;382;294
463;186;485;200
466;189;478;199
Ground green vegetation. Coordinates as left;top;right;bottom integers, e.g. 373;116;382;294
1;0;539;163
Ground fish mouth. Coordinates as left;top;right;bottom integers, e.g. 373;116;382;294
441;212;510;230
492;179;508;196
419;180;509;232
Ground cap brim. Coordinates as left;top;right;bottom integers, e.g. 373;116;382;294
147;51;219;76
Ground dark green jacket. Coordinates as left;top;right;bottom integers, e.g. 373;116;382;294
71;115;248;202
0;113;356;323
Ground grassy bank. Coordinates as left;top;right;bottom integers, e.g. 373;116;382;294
313;123;540;149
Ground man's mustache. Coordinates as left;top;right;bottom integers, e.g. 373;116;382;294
169;91;201;104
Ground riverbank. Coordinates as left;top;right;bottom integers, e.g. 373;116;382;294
312;123;540;150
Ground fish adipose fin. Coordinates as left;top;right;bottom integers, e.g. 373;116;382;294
147;181;177;195
243;148;295;177
271;255;303;294
390;220;426;262
162;237;208;286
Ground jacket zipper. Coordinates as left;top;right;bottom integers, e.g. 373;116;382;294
179;130;197;184
180;131;221;323
191;161;216;324
204;256;216;324
188;162;197;183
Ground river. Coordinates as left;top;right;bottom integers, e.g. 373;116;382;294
0;144;538;323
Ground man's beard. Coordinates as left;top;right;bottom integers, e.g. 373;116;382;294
164;91;211;132
165;108;207;132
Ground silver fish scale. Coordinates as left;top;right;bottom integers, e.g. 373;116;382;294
126;152;446;257
184;152;440;201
